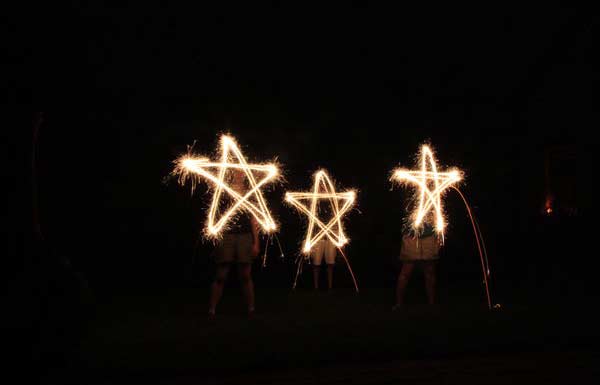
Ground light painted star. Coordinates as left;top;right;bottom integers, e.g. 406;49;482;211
391;144;462;236
285;170;356;253
174;134;278;237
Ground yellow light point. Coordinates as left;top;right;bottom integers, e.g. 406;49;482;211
391;145;462;238
173;134;279;237
285;170;356;254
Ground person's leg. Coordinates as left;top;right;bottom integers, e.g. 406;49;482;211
234;233;256;314
237;263;255;314
312;265;321;289
208;264;230;315
311;241;324;289
209;235;235;316
424;262;436;305
395;262;415;306
324;242;337;290
326;264;334;290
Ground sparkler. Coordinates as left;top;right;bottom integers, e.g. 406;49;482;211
173;134;278;237
391;144;462;240
286;170;359;292
391;144;494;309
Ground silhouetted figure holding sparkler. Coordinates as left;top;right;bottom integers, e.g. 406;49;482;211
311;239;337;290
208;170;261;319
393;222;440;309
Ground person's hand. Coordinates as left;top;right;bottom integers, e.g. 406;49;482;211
251;241;260;257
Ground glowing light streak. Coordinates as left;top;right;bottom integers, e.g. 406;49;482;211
286;170;355;253
391;145;462;238
173;134;278;237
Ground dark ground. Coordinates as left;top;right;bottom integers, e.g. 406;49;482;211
33;281;599;384
16;210;594;384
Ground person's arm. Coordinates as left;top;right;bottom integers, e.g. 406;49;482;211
251;216;260;256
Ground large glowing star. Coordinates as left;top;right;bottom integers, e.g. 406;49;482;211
391;145;462;234
173;135;278;237
285;170;356;253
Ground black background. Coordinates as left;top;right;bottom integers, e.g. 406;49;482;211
8;3;591;310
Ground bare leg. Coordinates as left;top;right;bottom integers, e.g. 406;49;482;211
238;263;255;313
312;265;320;289
395;262;415;306
326;264;334;290
208;264;230;315
424;262;436;305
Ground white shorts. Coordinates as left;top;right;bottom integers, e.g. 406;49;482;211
310;239;337;266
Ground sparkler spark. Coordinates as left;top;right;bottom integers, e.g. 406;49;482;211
173;134;278;237
391;145;462;237
286;170;359;292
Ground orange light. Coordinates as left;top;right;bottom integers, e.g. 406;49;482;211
544;195;554;216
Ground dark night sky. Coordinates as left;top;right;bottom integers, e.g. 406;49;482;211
9;4;591;294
